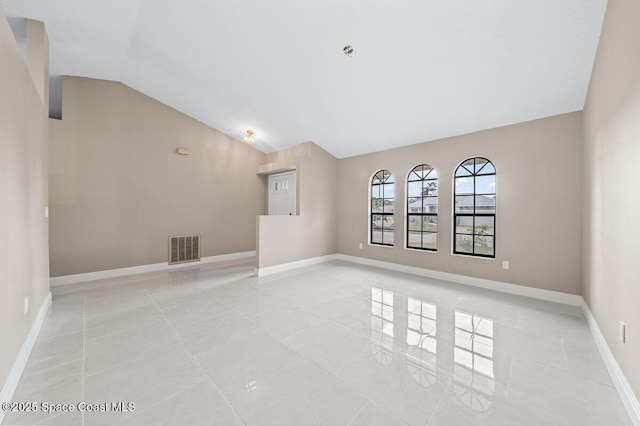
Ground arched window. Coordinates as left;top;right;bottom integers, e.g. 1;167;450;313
407;164;438;251
370;170;394;246
454;157;496;258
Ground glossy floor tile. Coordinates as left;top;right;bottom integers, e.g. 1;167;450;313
2;259;632;425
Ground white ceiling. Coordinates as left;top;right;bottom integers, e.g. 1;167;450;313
1;0;607;158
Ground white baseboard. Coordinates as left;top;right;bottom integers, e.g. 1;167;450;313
0;292;51;425
335;254;582;306
255;254;338;277
581;299;640;425
50;251;256;287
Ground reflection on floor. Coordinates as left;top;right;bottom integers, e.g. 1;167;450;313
453;311;495;414
3;259;632;425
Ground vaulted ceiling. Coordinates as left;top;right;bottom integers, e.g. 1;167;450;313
1;0;607;158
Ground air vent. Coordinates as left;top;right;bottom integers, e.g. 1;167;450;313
169;235;201;265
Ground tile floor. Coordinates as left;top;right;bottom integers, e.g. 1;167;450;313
2;259;632;425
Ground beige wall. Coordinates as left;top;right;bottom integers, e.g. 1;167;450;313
257;142;338;268
0;11;50;391
49;77;266;277
583;0;640;398
338;112;583;294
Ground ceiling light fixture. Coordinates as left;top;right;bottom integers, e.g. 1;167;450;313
245;130;255;146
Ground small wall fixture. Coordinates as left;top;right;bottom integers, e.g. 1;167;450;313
177;148;189;155
245;130;255;146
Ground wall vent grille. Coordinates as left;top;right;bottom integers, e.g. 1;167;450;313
169;235;201;265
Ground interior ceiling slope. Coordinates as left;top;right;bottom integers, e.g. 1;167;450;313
0;0;607;158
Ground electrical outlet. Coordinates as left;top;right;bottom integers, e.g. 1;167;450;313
24;297;29;315
502;261;510;270
359;243;363;249
620;322;626;343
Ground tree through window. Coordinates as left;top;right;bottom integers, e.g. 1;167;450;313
407;164;438;250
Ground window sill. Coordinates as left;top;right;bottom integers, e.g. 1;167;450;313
404;247;438;254
368;243;395;249
451;252;495;260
